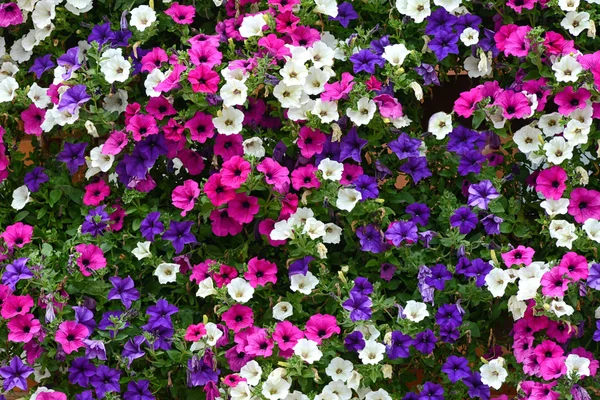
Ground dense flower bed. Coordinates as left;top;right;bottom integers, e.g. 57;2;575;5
0;0;599;399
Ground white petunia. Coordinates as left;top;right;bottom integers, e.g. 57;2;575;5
32;0;55;29
304;67;329;96
544;137;574;164
538;112;564;136
213;107;244;135
0;77;18;103
336;188;362;212
513;125;543;153
434;0;461;10
12;185;31;210
565;354;591;378
550;299;574;317
325;357;354;382
10;38;33;64
131;241;152;260
103;89;128;114
382;44;411;66
563;119;590;146
552;55;582;83
290;271;319;294
346;97;376;126
485;268;510;297
314;0;338;17
323;223;342;244
508;296;527;320
558;0;580;10
309;41;335;68
312;99;339;123
220;80;248;107
318;158;344;181
230;382;252;400
280;60;308;86
561;12;590;36
101;56;131;84
204;322;224;346
227;278;255;303
196;277;217;298
262;377;291;400
428;111;453;139
154;263;180;284
358;340;386;365
272;301;294;321
582;219;600;242
90;145;114;172
403;300;429;322
302;217;326;239
130;5;157;31
460;27;479;46
28;83;51;109
365;389;392;400
270;219;294;241
480;358;508;390
145;68;166;97
273;82;303;109
294;339;323;364
540;198;570;217
243;137;266;158
239;14;267;38
405;0;431;22
240;360;263;386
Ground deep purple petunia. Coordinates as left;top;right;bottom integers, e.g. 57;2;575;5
388;133;421;160
90;365;121;398
74;306;96;335
349;49;385;74
369;36;391;56
441;355;471;383
463;371;491;399
108;276;140;309
329;2;358;27
356;224;388;253
426;8;458;36
0;357;34;391
69;357;96;387
353;174;379;201
342;291;372;321
481;214;503;235
588;263;600;290
400;157;432;183
122;336;148;368
29;54;55;79
435;304;462;328
24;167;49;192
447;126;481;154
147;299;179;328
82;206;110;237
386;220;418;246
140;211;164;242
464;258;493;287
57;47;82;80
380;263;397;281
340;127;368;162
413;329;437;355
425;264;452;291
58;85;91;114
415;63;440;86
289;256;313;277
351;277;373;295
406;203;430;226
57;141;87;175
386;331;413;360
344;331;366;352
428;29;459;61
450;207;478;234
2;258;32;290
88;22;116;46
124;380;155;400
419;382;445;400
162;220;197;253
188;356;220;387
455;13;482;34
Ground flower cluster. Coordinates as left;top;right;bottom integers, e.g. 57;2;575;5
0;0;599;399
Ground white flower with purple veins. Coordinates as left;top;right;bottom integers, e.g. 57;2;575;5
467;180;500;210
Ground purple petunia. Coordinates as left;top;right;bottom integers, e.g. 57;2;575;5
468;180;500;210
29;54;55;79
162;220;197;253
349;49;385;74
140;211;164;242
450;207;478;234
57;141;87;175
329;2;358;27
108;276;140;309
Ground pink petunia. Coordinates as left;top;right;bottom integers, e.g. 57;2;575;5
7;313;40;343
188;65;220;94
568;188;600;223
504;26;532;57
244;257;277;288
291;164;320;191
257;158;290;193
164;2;196;24
454;88;483;118
501;245;535;267
1;294;34;319
184;323;207;341
102;130;129;155
127;114;158;142
204;173;236;206
554;87;591;115
297;126;326;158
273;321;304;351
258;219;286;247
494;90;531;119
221;156;251;189
209;209;243;237
559;252;588;281
1;222;33;248
222;304;254;332
228;193;260;224
540;267;570;297
321;72;355;102
140;48;168;73
74;243;107;276
21;104;45;136
55;321;88;354
189;43;223;68
535;166;567;200
83;180;110;206
172;179;200;217
373;94;403;119
304;314;340;344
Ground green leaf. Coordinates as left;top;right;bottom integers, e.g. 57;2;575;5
49;189;63;207
15;211;29;221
